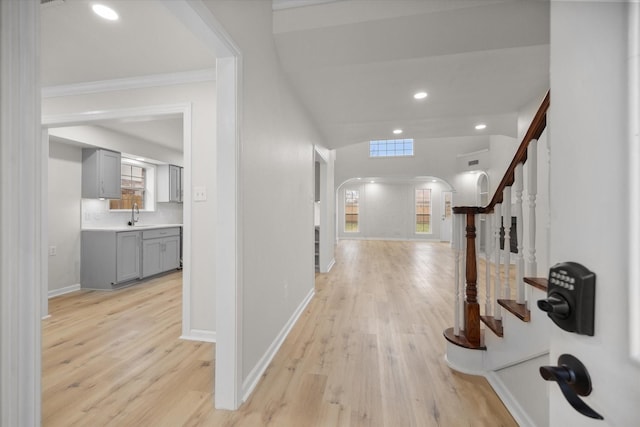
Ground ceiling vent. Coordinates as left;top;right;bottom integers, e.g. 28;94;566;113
456;149;489;173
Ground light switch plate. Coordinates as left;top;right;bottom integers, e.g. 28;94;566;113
194;186;207;202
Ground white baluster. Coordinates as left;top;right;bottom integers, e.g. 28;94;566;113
503;190;512;300
493;205;502;320
528;139;538;277
453;214;460;336
515;163;525;304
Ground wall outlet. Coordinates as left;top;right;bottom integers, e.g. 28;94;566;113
48;246;57;256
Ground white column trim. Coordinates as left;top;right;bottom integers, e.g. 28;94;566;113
0;1;42;424
162;0;244;410
628;1;640;365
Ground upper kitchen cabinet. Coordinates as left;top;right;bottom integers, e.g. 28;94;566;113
81;148;121;199
157;164;183;203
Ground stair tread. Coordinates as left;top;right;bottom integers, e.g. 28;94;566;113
497;299;531;322
480;315;503;337
443;327;486;350
524;277;548;292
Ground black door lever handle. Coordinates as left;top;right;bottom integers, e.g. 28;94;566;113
540;354;603;420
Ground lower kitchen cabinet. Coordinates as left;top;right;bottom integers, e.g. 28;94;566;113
81;226;181;290
116;231;141;283
142;228;181;278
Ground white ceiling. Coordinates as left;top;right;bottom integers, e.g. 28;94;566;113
41;0;550;151
273;0;550;147
41;0;216;153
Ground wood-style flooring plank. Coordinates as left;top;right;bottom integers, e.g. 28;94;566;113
43;240;517;426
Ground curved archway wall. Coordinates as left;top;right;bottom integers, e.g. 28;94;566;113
335;135;491;241
336;176;454;241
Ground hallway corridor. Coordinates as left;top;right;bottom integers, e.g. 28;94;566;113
43;240;516;426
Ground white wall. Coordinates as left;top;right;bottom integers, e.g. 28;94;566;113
549;2;640;425
335;135;490;204
48;140;82;295
49;125;184;166
488;135;519;197
334;135;531;242
338;180;451;241
203;0;330;389
43;80;216;334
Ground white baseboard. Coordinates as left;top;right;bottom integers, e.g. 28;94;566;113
180;329;217;343
242;287;315;402
485;371;538;427
320;258;336;273
48;284;81;299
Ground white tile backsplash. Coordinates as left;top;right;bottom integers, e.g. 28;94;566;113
82;199;183;228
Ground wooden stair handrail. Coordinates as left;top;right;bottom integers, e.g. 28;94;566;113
453;91;549;216
484;90;550;212
447;90;549;350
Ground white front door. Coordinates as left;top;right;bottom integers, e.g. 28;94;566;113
548;3;640;425
440;191;452;242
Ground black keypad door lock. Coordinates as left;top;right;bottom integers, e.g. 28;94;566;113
537;262;596;335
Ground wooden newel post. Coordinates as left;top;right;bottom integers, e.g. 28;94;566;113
464;212;481;347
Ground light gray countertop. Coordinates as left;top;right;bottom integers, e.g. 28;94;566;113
82;224;183;232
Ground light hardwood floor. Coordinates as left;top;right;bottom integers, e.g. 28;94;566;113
43;240;517;426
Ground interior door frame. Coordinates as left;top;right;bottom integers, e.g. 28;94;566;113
440;190;453;242
41;103;193;328
628;1;640;365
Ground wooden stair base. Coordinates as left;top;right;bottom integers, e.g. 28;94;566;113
480;315;503;337
443;327;486;350
497;299;530;322
524;277;548;292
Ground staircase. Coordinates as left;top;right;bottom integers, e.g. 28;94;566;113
443;91;552;427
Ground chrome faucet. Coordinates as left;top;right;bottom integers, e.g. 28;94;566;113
129;202;139;226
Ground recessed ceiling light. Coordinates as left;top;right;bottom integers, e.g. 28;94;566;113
393;129;403;135
414;91;428;100
92;4;119;21
370;180;375;184
475;123;487;130
432;179;437;183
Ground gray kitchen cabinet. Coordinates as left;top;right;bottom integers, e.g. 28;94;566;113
81;230;141;289
141;227;181;278
157;164;182;203
81;226;181;290
82;148;121;199
116;231;141;283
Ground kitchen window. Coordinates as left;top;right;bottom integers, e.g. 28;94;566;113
109;159;153;210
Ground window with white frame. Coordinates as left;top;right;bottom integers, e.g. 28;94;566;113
369;139;414;157
415;188;431;233
109;158;154;210
345;189;359;232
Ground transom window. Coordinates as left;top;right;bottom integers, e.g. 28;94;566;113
370;139;414;158
345;189;360;232
415;188;431;233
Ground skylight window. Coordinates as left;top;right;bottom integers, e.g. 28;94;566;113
369;139;414;158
